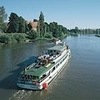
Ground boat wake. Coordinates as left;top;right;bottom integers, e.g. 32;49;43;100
9;90;32;100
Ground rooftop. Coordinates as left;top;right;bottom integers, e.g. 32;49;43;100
22;63;54;78
47;44;66;52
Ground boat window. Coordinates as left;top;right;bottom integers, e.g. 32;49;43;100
54;50;56;53
56;51;60;55
52;67;55;72
32;76;39;80
27;75;32;79
40;74;47;80
52;61;55;64
66;45;69;49
60;61;62;64
21;75;33;81
46;71;50;76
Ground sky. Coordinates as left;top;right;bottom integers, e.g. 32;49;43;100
0;0;100;29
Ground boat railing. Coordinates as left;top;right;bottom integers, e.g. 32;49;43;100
37;51;62;66
25;63;36;70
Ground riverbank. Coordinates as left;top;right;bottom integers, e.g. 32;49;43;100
95;34;100;37
0;33;66;43
0;33;27;43
0;32;68;49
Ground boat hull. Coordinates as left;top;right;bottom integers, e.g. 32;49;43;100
17;83;42;90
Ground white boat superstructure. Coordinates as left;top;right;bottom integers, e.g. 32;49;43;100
17;40;71;90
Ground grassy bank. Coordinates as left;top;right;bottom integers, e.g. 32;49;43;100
0;33;28;44
0;32;68;46
34;37;54;42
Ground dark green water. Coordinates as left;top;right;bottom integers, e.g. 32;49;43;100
0;35;100;100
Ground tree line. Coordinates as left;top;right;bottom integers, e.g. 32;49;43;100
0;6;100;44
69;27;100;35
0;7;69;40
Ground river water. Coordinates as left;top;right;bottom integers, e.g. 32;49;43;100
0;35;100;100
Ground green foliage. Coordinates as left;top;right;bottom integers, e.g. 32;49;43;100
74;27;79;33
49;22;58;38
44;22;50;33
6;13;29;33
0;33;27;43
0;34;10;43
25;22;30;32
1;22;7;32
7;13;19;33
13;33;27;43
38;11;45;37
0;6;7;32
28;23;32;30
48;22;68;38
27;30;38;39
44;33;53;39
1;7;100;41
69;27;100;35
18;16;26;33
1;10;69;40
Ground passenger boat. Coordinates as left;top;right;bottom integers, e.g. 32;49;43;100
17;40;71;90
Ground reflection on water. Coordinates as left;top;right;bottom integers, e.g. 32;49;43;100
0;35;100;100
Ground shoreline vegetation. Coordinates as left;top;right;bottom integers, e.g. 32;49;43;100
0;32;68;44
0;6;70;46
0;32;68;49
0;6;100;48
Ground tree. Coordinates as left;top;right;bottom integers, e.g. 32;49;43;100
28;22;32;30
38;11;45;37
49;22;60;38
62;27;68;34
25;21;30;33
27;30;38;39
44;22;50;33
74;27;79;33
7;13;19;33
0;6;7;32
18;16;26;33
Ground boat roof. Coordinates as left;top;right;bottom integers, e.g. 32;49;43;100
22;63;54;78
47;44;66;52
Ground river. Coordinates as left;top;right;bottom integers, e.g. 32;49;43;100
0;35;100;100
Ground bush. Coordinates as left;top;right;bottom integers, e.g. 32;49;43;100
0;33;27;44
13;33;27;43
44;33;53;39
27;30;38;39
0;34;10;43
